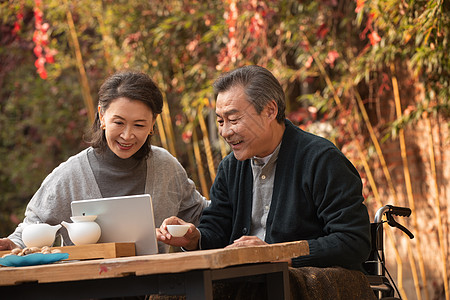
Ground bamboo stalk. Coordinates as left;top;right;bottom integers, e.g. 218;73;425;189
192;127;209;198
391;63;429;300
161;96;177;157
156;115;169;151
65;1;95;124
386;228;408;299
93;1;113;72
185;139;200;189
407;241;422;299
211;96;229;159
153;70;177;157
424;109;449;300
353;91;400;205
198;104;216;182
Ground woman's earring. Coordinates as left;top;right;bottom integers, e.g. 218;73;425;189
101;124;106;130
149;130;154;136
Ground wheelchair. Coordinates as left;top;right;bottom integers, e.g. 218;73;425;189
364;205;414;300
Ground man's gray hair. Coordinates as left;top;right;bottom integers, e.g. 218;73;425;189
213;65;286;123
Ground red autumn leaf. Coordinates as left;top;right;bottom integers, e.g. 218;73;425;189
12;22;21;35
40;33;49;45
33;45;42;57
355;0;365;13
37;68;47;80
325;50;339;68
182;131;193;143
45;53;55;64
316;24;329;39
305;55;313;69
32;30;40;43
368;31;381;45
34;8;43;24
34;57;45;69
41;22;49;32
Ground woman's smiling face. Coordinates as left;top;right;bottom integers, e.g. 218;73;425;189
99;97;156;159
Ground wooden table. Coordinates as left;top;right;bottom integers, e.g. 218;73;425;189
0;241;309;300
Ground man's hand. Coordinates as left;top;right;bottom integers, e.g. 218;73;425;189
225;236;292;266
225;235;268;248
156;216;200;250
0;238;18;251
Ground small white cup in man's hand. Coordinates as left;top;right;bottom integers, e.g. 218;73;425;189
166;225;190;237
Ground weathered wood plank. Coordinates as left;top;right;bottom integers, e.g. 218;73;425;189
0;240;309;286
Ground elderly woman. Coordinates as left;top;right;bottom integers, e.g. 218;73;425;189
0;70;208;253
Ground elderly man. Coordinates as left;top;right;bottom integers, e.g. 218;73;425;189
157;65;370;271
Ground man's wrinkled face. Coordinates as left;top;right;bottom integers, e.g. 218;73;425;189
216;86;274;160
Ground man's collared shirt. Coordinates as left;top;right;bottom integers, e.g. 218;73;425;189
249;143;281;240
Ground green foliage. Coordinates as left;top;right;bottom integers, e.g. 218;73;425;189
360;0;449;109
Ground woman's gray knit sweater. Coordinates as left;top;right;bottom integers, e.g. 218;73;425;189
8;146;208;253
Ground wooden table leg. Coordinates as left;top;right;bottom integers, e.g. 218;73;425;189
266;264;290;299
184;270;213;300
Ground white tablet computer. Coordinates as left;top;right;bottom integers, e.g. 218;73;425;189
71;194;158;255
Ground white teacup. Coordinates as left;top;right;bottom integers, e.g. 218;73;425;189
166;225;190;237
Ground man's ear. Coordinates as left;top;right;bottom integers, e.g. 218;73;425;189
266;100;278;120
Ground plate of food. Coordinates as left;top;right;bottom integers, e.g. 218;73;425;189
0;252;69;267
0;247;69;267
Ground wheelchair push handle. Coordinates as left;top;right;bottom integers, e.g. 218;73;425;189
388;205;412;217
374;205;414;239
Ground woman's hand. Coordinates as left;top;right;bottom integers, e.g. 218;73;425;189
156;216;200;250
0;238;19;251
225;235;268;248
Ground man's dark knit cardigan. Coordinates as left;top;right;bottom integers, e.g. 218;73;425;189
198;119;371;271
